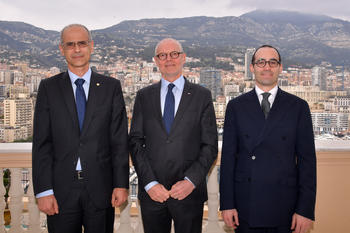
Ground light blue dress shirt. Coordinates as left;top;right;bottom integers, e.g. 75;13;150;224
144;76;195;192
36;68;91;198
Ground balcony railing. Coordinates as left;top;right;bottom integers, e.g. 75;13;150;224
0;141;350;233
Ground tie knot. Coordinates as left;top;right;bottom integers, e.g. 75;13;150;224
168;83;175;91
262;92;271;100
75;78;85;87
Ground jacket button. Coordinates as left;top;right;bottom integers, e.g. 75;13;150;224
251;155;256;160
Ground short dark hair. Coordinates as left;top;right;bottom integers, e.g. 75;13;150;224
251;45;281;64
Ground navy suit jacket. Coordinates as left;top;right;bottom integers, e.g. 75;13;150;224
220;88;316;227
129;79;218;204
32;71;129;209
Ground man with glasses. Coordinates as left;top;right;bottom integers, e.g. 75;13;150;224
32;24;129;233
129;38;218;233
220;45;316;233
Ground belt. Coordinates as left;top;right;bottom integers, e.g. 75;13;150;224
76;170;84;180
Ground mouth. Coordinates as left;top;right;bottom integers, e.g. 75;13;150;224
165;64;176;68
260;71;273;76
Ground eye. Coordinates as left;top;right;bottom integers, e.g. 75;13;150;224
66;42;74;47
77;41;88;47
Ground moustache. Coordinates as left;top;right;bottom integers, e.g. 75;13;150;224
260;71;273;75
71;53;84;58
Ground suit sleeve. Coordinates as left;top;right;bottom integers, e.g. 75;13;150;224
110;80;129;188
183;90;218;187
295;100;317;220
129;91;158;187
32;80;54;195
219;100;238;210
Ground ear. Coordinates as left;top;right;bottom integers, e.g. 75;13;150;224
59;43;64;56
182;53;186;64
249;63;254;73
90;40;94;53
279;63;283;73
154;56;160;67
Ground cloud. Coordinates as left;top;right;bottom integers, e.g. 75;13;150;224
0;0;348;30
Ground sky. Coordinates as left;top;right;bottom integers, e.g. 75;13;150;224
0;0;349;31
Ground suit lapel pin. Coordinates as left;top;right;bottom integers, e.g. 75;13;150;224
96;83;100;86
187;92;191;95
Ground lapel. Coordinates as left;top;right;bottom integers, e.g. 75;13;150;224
170;79;194;134
150;82;167;133
243;89;266;125
80;71;100;136
59;72;80;134
253;88;291;148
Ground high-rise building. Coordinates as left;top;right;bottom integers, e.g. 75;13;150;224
312;66;327;90
0;70;14;84
4;98;33;138
244;48;255;80
9;85;30;99
199;68;222;99
311;112;349;135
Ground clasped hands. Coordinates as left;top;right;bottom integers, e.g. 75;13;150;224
147;180;195;203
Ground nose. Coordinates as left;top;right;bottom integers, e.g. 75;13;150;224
73;43;81;52
263;63;271;70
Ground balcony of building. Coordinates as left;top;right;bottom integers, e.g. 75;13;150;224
0;141;349;233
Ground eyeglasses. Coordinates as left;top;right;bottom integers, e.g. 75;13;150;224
155;51;183;61
62;40;90;50
254;59;280;68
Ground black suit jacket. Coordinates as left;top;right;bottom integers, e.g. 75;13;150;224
129;79;218;203
32;71;129;209
220;88;316;227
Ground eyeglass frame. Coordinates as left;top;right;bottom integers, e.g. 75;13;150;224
61;40;91;50
253;58;281;68
155;51;183;61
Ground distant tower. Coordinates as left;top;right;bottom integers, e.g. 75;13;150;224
312;66;327;90
199;68;222;99
245;48;256;80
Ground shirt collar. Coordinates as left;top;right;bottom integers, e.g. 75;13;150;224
161;75;185;92
68;68;92;86
255;84;278;98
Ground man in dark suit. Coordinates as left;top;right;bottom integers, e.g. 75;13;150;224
220;45;316;233
129;38;218;233
32;24;129;233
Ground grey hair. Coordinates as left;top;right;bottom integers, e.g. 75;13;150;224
154;38;184;56
60;24;92;44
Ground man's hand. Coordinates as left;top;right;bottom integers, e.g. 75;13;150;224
222;209;239;229
169;180;195;200
111;188;128;207
291;213;313;233
37;195;59;215
147;184;170;203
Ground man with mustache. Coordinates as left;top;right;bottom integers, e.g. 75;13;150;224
129;38;218;233
32;24;129;233
220;45;316;233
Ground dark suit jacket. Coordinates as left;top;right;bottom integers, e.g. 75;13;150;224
129;79;218;203
220;88;316;227
32;71;129;209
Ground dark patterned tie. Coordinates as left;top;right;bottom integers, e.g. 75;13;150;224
163;83;175;134
75;79;86;131
261;92;271;119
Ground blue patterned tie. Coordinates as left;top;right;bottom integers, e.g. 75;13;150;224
163;83;175;134
75;79;86;131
